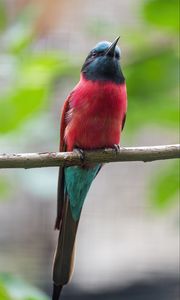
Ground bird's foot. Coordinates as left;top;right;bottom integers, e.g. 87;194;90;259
113;144;120;153
73;147;85;163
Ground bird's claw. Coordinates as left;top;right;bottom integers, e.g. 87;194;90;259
73;147;85;163
113;144;120;153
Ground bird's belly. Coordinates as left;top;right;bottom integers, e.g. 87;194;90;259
66;106;122;150
78;116;121;149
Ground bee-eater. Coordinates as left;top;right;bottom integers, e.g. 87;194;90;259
52;37;127;299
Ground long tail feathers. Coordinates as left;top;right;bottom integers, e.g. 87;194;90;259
52;284;63;300
52;165;100;299
53;199;79;299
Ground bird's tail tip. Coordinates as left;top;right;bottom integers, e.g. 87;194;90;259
52;283;63;300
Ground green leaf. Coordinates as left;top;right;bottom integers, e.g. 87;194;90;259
149;161;179;210
143;0;179;33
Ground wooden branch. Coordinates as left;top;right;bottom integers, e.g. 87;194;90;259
0;144;179;169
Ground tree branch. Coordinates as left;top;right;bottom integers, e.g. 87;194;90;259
0;144;179;169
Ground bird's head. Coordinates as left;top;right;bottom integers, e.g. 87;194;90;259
81;37;125;84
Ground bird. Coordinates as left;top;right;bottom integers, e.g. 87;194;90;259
52;36;127;300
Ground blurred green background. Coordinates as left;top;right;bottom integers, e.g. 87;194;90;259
0;0;179;299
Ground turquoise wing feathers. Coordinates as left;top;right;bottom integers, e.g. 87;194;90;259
64;165;101;221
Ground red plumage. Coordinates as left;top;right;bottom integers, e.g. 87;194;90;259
61;74;127;151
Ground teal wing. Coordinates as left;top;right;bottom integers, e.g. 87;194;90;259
64;165;101;221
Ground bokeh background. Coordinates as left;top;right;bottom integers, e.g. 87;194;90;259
0;0;179;299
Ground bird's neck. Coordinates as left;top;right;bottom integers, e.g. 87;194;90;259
78;74;125;91
81;58;125;84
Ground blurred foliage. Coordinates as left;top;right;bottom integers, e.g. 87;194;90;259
6;25;33;55
139;0;179;210
125;48;178;132
0;52;72;133
120;1;179;134
150;161;179;210
0;283;11;300
0;274;49;300
143;0;179;33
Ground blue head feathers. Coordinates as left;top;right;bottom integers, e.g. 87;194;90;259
81;37;125;84
92;40;121;59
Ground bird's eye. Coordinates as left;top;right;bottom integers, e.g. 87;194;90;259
91;51;97;58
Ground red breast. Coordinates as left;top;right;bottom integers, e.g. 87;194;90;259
65;75;127;151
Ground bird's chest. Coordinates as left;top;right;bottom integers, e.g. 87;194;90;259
78;90;121;129
65;82;126;150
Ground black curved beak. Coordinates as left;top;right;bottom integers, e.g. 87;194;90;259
105;36;120;57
